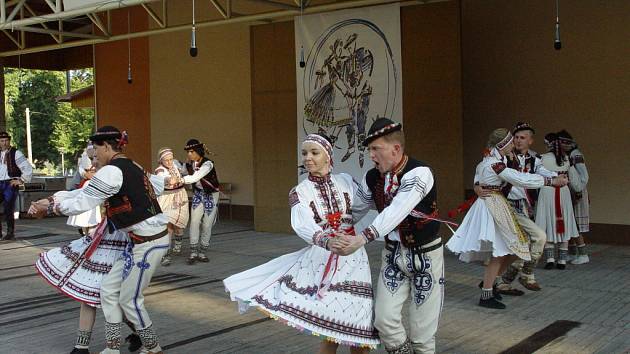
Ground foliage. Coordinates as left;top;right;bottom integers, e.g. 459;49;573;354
3;68;94;171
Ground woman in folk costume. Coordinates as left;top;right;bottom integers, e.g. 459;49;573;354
557;130;590;265
154;148;189;266
68;143;101;236
35;142;140;354
536;133;581;269
181;139;220;265
224;133;379;352
446;128;568;309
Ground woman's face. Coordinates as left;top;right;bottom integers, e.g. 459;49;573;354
499;141;514;156
187;149;202;162
301;142;330;177
161;154;174;169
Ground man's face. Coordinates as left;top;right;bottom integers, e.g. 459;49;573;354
0;138;10;150
187;149;201;162
367;137;400;174
513;131;533;153
92;142;111;168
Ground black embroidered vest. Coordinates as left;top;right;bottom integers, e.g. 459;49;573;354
366;157;440;249
186;158;220;193
105;158;162;232
4;148;22;178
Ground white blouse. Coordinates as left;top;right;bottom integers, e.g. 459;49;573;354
56;164;168;236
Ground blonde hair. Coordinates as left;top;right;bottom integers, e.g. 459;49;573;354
381;130;405;150
487;128;510;148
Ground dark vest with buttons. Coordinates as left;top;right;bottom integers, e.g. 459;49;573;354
105;158;162;232
366;157;440;249
4;148;22;179
186;158;220;193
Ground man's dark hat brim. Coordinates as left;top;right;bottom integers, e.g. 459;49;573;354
362;118;402;147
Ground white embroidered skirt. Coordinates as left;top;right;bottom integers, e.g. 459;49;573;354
157;188;189;229
572;188;590;233
35;229;129;307
535;186;580;243
446;194;531;262
223;245;379;348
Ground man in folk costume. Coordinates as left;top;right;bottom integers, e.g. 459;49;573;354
182;139;220;264
557;130;590;264
335;118;446;354
479;122;554;294
0;131;32;240
30;126;171;354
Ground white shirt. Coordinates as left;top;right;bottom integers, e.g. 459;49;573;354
354;164;435;242
506;150;555;201
0;148;32;182
473;148;549;190
569;148;588;192
56;164;168;236
182;160;213;189
290;173;356;245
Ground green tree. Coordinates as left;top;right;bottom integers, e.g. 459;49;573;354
51;103;94;161
3;68;94;171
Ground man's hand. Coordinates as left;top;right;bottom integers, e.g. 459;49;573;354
473;184;492;199
331;234;366;256
28;199;50;219
9;179;21;188
84;168;96;180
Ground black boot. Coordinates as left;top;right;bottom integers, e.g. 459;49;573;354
2;219;14;240
69;348;89;354
125;333;142;352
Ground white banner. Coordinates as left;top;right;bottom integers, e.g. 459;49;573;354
295;4;403;181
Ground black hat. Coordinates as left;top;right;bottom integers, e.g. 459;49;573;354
362;117;402;147
513;122;535;135
184;139;203;151
0;132;10;140
556;129;574;142
90;126;121;142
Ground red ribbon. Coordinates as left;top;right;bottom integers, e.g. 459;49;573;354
84;219;108;259
317;212;354;298
554;186;565;234
448;195;478;218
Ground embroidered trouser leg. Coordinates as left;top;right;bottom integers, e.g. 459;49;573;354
374;242;445;354
199;192;219;251
100;234;169;333
189;203;207;247
514;213;547;280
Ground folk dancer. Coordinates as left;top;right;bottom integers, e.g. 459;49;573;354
30;126;172;354
447;128;567;310
335;118;450;354
0;131;32;240
536;133;581;270
557;130;590;264
154;148;189;266
224;133;379;352
182;139;220;265
480;123;554;294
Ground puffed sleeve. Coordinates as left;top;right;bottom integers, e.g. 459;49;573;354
289;185;329;248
